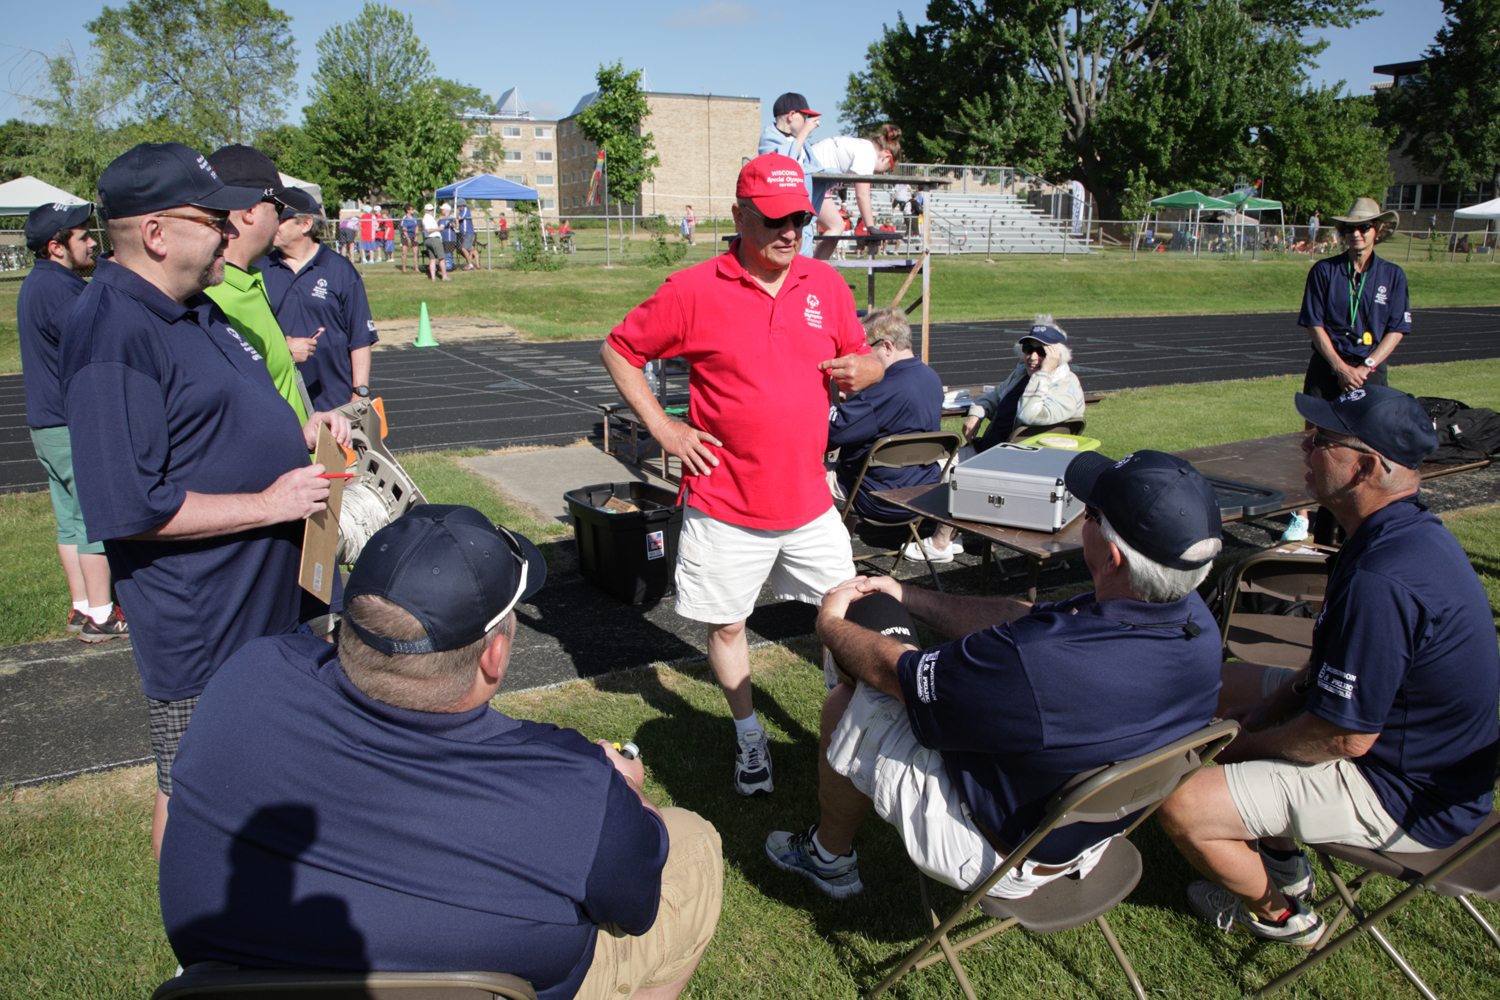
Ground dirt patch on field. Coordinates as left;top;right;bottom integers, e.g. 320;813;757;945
372;316;522;350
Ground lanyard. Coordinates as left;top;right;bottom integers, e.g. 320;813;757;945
1347;258;1369;331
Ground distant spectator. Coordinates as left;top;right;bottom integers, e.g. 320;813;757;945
682;204;696;245
456;199;478;270
808;124;901;261
440;203;457;272
359;204;377;263
1308;211;1320;247
891;182;911;214
759;92;824;254
378;209;395;262
398;205;420;273
421;202;449;281
337;213;358;260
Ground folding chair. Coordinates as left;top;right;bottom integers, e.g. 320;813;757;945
1214;543;1335;669
867;719;1240;1000
838;432;962;590
152;966;536;999
1253;812;1500;999
1008;417;1086;442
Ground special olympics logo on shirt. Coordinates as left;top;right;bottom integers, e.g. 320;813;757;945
311;278;329;300
367;319;376;332
1375;284;1388;305
1338;388;1366;403
804;293;823;330
914;650;939;703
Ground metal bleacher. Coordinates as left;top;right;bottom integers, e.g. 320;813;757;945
922;190;1091;255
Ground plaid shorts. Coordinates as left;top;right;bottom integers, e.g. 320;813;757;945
147;695;201;796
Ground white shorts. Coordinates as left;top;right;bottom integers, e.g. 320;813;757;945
827;682;1110;899
673;506;855;624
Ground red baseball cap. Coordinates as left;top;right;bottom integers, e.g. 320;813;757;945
736;153;816;218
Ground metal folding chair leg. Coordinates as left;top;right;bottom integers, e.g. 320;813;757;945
1094;913;1148;1000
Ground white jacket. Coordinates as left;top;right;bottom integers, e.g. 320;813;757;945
968;362;1086;429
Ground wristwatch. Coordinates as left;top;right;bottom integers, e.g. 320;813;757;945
1363;356;1378;368
353;385;370;398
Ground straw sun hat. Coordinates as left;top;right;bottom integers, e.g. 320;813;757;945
1331;197;1397;228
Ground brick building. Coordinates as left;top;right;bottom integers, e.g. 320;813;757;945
461;88;761;220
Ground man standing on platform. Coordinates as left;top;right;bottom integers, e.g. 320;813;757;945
17;201;127;641
260;187;380;411
62;142;350;856
602;153;883;796
201;145;309;425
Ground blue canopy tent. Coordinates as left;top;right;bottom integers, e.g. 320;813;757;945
434;174;540;268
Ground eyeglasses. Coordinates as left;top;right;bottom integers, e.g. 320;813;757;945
742;203;815;231
156;212;234;235
1309;430;1392;474
1338;222;1375;235
1084;506;1102;524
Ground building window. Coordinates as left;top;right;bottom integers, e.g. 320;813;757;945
535;127;552;138
536;174;554;186
471;150;485;161
505;174;526;184
501;125;521;137
1459;183;1496;206
470;121;490;136
504;150;522;161
535;151;553;162
1385;184;1418;211
542;199;555;209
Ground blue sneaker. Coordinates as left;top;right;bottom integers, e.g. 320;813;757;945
1280;512;1309;542
766;825;863;899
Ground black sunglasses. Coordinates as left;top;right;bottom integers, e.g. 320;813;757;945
743;203;814;231
1084;506;1102;524
1338;222;1375;235
1020;341;1048;356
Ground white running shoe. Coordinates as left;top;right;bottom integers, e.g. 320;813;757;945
1186;880;1324;947
901;536;962;564
734;728;774;796
766;825;863;899
1280;512;1310;542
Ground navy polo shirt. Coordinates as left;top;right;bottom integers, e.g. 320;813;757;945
60;256;310;701
400;214;419;238
1298;252;1412;359
829;356;944;520
1305;500;1498;848
258;245;379;411
160;634;668;1000
16;259;87;428
458;206;475;235
897;590;1222;863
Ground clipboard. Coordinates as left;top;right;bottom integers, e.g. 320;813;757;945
298;422;349;602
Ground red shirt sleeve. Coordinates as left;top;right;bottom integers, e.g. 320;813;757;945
607;277;688;367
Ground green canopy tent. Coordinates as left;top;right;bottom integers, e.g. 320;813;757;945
1137;190;1234;258
1220;190;1285;253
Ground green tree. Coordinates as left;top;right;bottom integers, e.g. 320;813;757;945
387;82;468;206
842;0;1378;218
1257;85;1394;220
6;45;138;198
254;123;330;191
86;0;297;150
1377;0;1500;192
574;61;660;210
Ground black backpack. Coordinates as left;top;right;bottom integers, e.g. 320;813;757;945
1417;397;1500;463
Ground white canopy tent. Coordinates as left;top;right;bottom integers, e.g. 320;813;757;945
279;173;324;207
1454;197;1500;220
0;176;88;216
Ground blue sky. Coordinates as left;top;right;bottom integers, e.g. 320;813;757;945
0;1;1448;130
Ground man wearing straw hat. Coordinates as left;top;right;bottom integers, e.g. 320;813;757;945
1296;197;1409;401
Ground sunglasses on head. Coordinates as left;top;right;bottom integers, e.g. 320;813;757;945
1084;505;1102;524
743;203;815;231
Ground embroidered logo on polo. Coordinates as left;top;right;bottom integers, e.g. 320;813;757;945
1339;388;1366;403
367;319;376;332
804;293;823;329
1404;311;1412;324
1375;284;1388;305
1316;662;1356;700
311;278;329;300
914;650;939;703
223;325;263;361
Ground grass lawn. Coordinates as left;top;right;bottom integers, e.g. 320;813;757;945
6;249;1496;369
6;634;1500;999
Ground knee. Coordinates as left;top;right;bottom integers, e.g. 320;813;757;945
1156;777;1204;840
708;619;746;644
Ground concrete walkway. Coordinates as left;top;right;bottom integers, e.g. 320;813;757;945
462;444;655;524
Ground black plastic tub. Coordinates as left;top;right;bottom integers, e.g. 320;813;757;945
565;481;683;604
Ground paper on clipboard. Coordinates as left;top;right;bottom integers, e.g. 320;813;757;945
298;423;349;602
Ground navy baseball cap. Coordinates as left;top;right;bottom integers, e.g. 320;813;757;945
276;186;322;221
1020;324;1066;346
773;92;820;117
1065;450;1221;570
24;202;93;252
97;142;262;220
1294;386;1438;470
344;505;547;655
207;144;289;203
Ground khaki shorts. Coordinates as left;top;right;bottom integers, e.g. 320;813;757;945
574;807;722;1000
1224;756;1432;852
673;506;854;624
827;683;1110;899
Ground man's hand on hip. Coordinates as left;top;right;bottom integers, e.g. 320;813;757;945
261;465;331;522
653;420;722;476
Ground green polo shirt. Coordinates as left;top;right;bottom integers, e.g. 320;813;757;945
205;263;309;424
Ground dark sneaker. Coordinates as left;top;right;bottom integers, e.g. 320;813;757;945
1259;843;1315;898
66;609;87;633
1187;880;1324;947
734;728;774;796
79;606;128;643
766;825;863;899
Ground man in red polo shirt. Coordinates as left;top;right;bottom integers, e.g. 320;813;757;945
602;154;883;796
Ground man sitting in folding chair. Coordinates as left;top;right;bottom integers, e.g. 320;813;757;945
766;450;1224;900
1159;386;1499;946
827;308;945;527
159;506;723;1000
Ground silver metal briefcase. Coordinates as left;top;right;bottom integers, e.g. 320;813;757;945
949;443;1084;532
